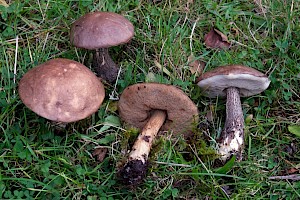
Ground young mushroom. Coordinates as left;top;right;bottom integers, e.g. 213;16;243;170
196;65;270;162
117;83;199;185
70;11;134;83
18;58;105;123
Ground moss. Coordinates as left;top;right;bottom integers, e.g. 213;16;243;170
119;127;140;151
148;136;164;162
183;126;219;162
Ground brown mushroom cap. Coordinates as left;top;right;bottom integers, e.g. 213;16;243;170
118;83;199;134
18;58;105;122
70;11;134;49
196;65;271;97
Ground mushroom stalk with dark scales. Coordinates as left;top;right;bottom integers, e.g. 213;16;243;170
92;48;119;82
117;83;199;185
119;110;166;184
218;87;244;161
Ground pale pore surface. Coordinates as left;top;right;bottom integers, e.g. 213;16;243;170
197;74;271;97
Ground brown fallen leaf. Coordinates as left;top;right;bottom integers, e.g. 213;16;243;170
154;60;174;78
188;54;206;75
285;168;299;175
221;185;233;197
206;104;215;123
231;27;239;37
204;28;231;49
284;142;298;157
93;147;108;163
0;0;9;7
254;0;267;15
185;0;194;11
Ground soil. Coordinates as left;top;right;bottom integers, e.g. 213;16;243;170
118;159;148;186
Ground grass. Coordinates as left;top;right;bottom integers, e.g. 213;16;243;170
0;0;300;199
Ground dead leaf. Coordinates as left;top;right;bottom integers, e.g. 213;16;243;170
93;147;108;163
145;72;156;82
206;104;214;123
150;0;162;3
286;168;299;174
107;101;118;112
0;0;9;7
221;185;233;196
185;0;194;11
231;27;239;36
245;114;253;124
188;54;206;75
284;142;298;156
204;28;231;49
154;60;174;78
254;0;267;15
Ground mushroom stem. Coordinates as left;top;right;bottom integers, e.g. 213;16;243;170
92;48;119;83
119;110;167;185
218;87;244;162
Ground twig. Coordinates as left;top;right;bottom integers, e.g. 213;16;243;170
189;18;199;53
42;32;49;52
154;161;192;168
109;66;122;100
189;144;210;173
268;174;300;181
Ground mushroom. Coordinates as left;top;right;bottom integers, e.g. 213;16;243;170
18;58;105;123
117;83;199;185
196;65;271;161
70;11;134;83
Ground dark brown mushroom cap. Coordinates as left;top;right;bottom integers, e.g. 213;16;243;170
196;65;271;97
18;58;105;123
118;83;199;134
70;11;134;49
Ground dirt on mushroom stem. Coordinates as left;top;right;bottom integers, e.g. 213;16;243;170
92;48;119;83
118;110;167;185
218;87;244;162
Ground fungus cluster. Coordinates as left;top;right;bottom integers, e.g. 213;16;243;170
17;9;273;189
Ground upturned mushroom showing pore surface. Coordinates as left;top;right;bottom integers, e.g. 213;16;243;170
118;83;199;185
70;12;134;83
18;58;105;123
197;65;270;162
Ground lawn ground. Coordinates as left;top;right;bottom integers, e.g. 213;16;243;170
0;0;300;199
